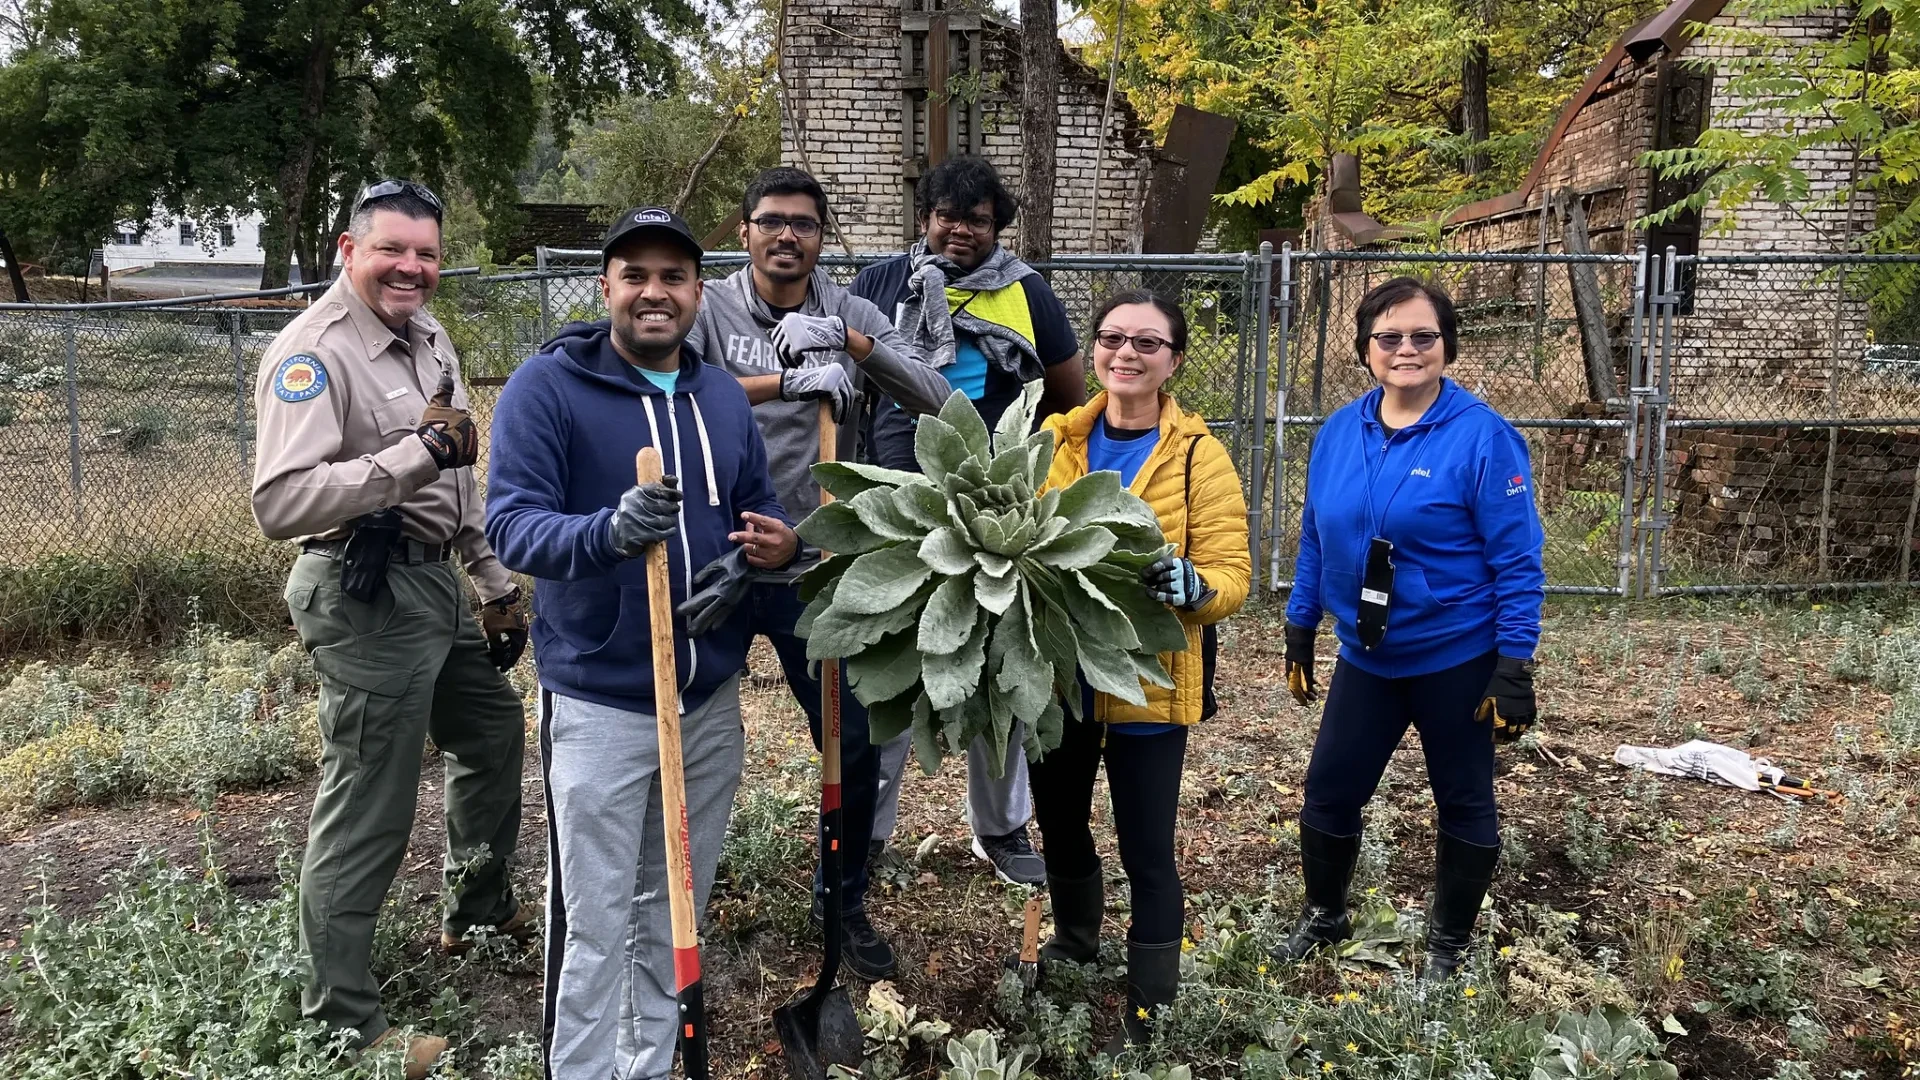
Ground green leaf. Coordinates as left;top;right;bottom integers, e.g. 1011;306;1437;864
836;545;935;615
1029;596;1083;716
970;510;1011;554
993;379;1045;451
918;573;978;655
1082;563;1189;654
999;514;1039;555
915;412;972;487
1030;526;1117;571
991;587;1052;723
797;576;839;637
867;687;921;743
848;629;925;706
847;486;923;541
1025;698;1065;759
975;551;1014;577
796;501;891;554
939;386;992;461
1129;650;1174;689
1059;569;1142;652
892;482;951;529
919;527;978;575
797;552;853;603
922;610;989;710
987;442;1029;488
1095;491;1163;532
805;585;929;660
975;564;1020;615
1055;470;1129;530
1026;430;1056;492
811;460;920;501
1078;635;1148;706
954;458;990;490
911;694;944;776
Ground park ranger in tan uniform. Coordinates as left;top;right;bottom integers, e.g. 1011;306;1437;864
251;179;531;1080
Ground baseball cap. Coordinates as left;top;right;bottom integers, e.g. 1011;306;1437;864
601;207;703;267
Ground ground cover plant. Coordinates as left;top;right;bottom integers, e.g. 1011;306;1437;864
2;597;1918;1078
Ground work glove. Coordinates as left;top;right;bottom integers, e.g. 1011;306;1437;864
1476;656;1537;744
1284;622;1319;706
609;476;682;558
1141;555;1216;611
675;548;756;637
769;312;848;367
780;362;857;424
481;587;529;671
418;373;479;470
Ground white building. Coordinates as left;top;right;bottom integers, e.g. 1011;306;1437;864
102;206;285;275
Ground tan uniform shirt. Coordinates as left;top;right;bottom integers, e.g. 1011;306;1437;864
250;276;512;602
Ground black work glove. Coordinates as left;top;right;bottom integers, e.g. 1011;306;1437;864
609;476;682;558
1140;556;1216;611
675;548;756;637
418;373;478;469
1476;656;1537;744
481;587;529;671
1284;622;1318;706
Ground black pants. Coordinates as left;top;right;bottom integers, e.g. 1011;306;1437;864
1029;719;1188;944
1301;651;1501;847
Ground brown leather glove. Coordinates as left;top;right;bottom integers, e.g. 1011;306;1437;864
419;373;478;469
481;587;529;671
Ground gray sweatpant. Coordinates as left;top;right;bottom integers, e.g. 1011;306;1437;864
539;679;744;1080
872;722;1031;847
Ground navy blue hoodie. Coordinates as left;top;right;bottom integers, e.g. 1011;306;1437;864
1286;378;1545;678
485;321;791;716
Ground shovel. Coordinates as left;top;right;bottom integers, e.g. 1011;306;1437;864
1013;895;1044;991
636;446;710;1080
773;402;863;1080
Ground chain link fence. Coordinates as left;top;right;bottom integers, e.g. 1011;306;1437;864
3;249;1917;599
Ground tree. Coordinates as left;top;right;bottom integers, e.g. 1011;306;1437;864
0;0;703;288
1017;0;1058;262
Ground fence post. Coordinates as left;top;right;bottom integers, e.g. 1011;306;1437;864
1616;249;1648;598
1645;248;1677;597
230;311;250;473
1248;241;1273;594
64;318;83;528
1817;258;1846;580
536;245;553;344
1268;244;1294;589
1228;256;1252;474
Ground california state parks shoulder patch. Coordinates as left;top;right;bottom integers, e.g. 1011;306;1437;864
274;354;329;403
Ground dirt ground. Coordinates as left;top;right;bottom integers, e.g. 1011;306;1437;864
2;598;1917;1078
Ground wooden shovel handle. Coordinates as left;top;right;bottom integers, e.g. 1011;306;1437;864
818;400;841;790
636;448;701;968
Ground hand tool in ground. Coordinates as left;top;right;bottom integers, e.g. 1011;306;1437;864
1014;894;1044;991
774;401;863;1080
637;446;710;1080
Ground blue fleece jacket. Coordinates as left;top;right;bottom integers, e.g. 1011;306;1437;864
485;321;791;716
1286;378;1545;678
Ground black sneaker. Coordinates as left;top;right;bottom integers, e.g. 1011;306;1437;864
810;904;898;980
971;826;1046;886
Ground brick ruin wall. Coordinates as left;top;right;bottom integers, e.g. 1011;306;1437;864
778;0;1152;254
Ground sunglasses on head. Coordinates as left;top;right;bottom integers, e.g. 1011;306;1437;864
1093;329;1173;355
1369;331;1442;353
353;180;444;222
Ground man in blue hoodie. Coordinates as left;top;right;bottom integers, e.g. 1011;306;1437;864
485;207;796;1080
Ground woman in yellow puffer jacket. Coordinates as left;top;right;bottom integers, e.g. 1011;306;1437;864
1032;288;1249;1055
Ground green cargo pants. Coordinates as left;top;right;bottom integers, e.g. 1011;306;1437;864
284;552;526;1046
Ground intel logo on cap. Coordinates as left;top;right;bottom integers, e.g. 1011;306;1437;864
635;209;671;224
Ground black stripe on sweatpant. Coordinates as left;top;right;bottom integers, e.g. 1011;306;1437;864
538;687;565;1080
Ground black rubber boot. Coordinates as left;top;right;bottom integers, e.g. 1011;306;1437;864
1421;831;1500;982
1100;939;1181;1056
1276;824;1360;961
1040;865;1104;965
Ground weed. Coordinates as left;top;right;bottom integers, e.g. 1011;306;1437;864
1787;1007;1831;1057
1563;797;1618;879
1885;688;1920;755
1732;642;1768;702
1764;805;1801;851
853;981;953;1080
0;549;289;650
1628;907;1691;1005
1697;629;1727;676
1706;940;1808;1020
101;402;177;454
713;782;810;937
1830;622;1875;683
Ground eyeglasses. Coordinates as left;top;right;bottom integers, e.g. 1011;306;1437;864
1093;329;1173;355
352;179;444;222
932;208;995;234
749;214;822;238
1369;331;1443;353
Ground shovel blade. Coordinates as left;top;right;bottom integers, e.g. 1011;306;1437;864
772;983;862;1080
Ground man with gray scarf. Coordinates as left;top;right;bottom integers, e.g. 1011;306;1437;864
687;167;949;979
850;154;1087;887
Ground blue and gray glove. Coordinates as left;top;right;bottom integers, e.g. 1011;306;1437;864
779;362;857;423
1141;556;1216;611
769;312;848;367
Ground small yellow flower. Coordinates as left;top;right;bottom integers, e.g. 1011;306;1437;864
1369;1005;1383;1015
1322;1063;1335;1074
1330;993;1344;1003
1257;963;1269;974
1137;1006;1149;1020
1346;991;1363;1003
1462;986;1478;998
1182;937;1194;951
1365;886;1378;896
1218;996;1228;1006
1499;946;1513;957
1345;1042;1358;1053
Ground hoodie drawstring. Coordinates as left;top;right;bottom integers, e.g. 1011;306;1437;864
688;396;721;507
639;394;698;698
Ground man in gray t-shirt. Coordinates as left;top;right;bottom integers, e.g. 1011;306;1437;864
688;167;948;982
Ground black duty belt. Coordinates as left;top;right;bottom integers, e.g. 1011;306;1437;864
302;537;452;564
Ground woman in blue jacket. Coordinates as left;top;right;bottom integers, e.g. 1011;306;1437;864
1278;276;1544;981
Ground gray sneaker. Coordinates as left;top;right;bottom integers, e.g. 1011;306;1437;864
971;827;1045;885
